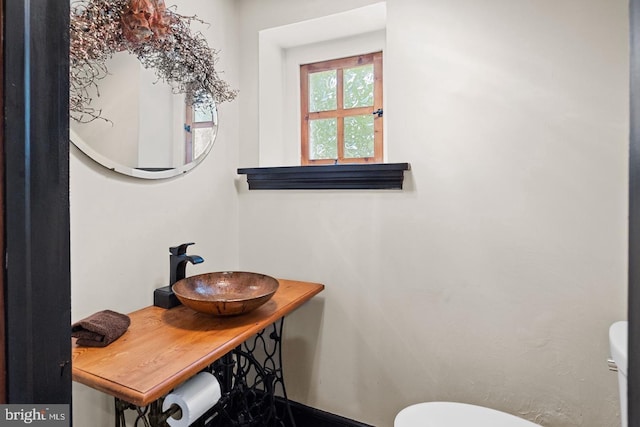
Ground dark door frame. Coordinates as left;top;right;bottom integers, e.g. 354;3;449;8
3;0;71;404
631;1;640;426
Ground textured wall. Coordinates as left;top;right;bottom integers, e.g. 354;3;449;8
237;0;629;426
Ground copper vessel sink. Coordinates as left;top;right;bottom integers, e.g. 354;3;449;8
172;271;279;316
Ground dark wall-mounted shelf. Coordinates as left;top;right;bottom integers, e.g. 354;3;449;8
237;163;410;190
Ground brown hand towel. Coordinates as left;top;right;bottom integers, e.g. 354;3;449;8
72;310;131;347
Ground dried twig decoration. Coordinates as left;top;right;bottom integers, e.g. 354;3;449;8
70;0;237;123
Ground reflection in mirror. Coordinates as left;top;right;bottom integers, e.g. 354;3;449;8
69;0;236;179
70;52;218;179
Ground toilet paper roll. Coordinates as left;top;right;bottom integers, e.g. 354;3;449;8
162;372;222;427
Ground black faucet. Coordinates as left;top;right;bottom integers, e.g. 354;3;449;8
169;243;204;285
154;242;204;309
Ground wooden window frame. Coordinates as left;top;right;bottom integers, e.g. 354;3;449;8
300;52;383;165
185;104;216;163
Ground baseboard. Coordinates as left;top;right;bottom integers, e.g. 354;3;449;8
278;397;375;427
202;394;375;427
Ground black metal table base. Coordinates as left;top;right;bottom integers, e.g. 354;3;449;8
114;318;296;427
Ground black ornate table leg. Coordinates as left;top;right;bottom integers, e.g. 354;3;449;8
115;398;128;427
114;398;152;427
240;317;295;427
206;317;295;427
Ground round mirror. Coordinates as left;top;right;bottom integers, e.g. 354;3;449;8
70;52;218;179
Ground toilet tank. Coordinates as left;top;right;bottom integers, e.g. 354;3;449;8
609;321;628;427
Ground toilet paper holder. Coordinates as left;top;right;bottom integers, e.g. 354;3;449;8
116;376;220;427
161;372;222;427
149;402;181;426
115;399;182;427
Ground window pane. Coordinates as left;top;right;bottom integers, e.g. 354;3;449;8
344;115;374;158
194;105;215;123
309;70;337;112
343;64;374;109
309;118;337;160
194;128;214;159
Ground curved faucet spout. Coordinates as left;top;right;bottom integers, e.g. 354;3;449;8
169;244;205;284
186;255;204;265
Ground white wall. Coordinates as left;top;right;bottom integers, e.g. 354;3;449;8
70;1;240;425
237;1;629;426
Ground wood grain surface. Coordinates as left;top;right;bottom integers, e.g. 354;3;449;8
72;279;324;406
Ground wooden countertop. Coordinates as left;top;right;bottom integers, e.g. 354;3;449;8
72;279;324;406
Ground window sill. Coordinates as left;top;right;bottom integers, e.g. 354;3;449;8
237;163;410;190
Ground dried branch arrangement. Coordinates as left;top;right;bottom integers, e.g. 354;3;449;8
70;0;237;123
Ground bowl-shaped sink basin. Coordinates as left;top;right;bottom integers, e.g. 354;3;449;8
172;271;279;316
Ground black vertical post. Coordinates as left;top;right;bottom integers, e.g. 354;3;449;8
3;0;71;404
631;1;640;426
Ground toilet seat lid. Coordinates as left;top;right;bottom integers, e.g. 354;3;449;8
609;321;628;376
395;402;539;427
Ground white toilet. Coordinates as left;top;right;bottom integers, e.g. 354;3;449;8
609;321;628;427
395;321;629;427
394;401;539;426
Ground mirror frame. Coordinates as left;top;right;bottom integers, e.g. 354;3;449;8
70;106;218;179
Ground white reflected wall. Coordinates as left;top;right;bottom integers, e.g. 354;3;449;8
71;52;197;176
